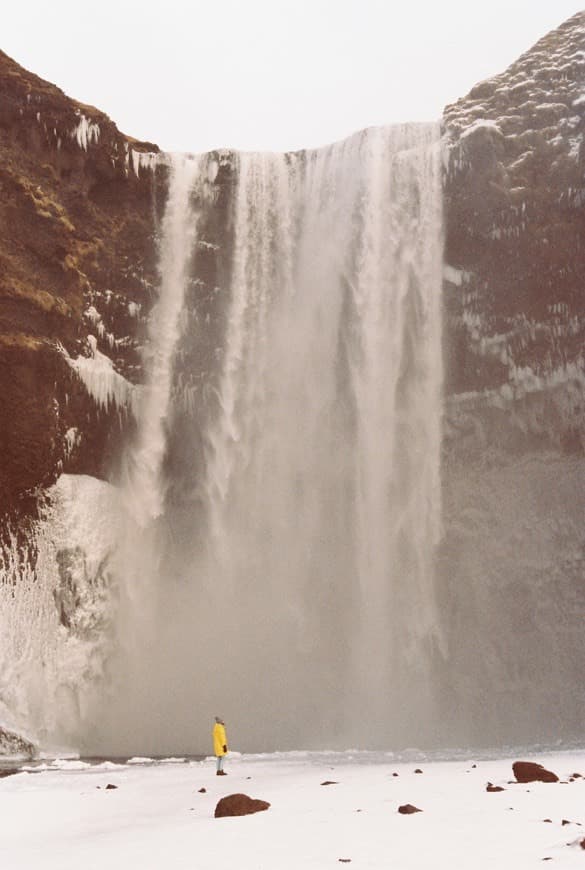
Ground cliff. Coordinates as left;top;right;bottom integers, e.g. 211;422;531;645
443;11;584;408
0;50;162;515
438;11;585;744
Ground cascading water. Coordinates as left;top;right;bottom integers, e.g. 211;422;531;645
0;127;444;755
91;125;445;754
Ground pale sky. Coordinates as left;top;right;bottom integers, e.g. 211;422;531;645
3;0;582;152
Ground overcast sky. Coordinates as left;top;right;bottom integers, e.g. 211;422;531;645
3;0;582;152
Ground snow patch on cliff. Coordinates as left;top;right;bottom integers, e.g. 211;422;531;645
0;475;120;753
65;336;136;412
443;265;471;286
124;145;159;177
70;114;100;151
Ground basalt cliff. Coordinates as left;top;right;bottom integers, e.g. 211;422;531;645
438;12;585;742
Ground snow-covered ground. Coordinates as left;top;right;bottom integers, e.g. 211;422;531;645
0;750;583;869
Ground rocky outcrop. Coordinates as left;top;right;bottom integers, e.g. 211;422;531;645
214;793;271;818
398;804;422;814
0;50;162;516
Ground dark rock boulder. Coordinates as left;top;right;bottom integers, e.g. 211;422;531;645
214;793;271;818
512;761;559;783
486;782;505;792
398;804;423;814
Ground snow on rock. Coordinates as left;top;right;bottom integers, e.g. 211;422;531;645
0;474;120;752
443;11;585;395
0;725;36;759
64;336;136;412
70;113;100;150
130;149;158;177
63;427;80;459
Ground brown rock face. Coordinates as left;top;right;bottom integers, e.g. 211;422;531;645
443;12;585;395
214;793;271;818
512;761;559;783
398;804;422;814
0;49;162;517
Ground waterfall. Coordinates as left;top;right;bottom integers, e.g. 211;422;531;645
196;125;444;747
1;127;442;756
122;153;205;524
91;124;444;754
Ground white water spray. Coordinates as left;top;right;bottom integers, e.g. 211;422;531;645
123;153;204;524
196;126;444;747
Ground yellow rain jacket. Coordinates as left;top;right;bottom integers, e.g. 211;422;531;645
213;721;228;757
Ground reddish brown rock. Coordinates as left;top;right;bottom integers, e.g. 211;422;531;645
0;48;160;516
214;793;270;818
512;761;559;783
486;783;505;792
398;804;423;814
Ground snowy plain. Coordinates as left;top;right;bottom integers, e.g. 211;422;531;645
0;750;583;869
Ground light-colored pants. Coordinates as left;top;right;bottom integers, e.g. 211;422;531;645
216;755;225;773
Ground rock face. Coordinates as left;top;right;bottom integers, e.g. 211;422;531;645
0;49;162;517
436;11;585;746
443;11;585;394
214;793;271;818
512;761;559;783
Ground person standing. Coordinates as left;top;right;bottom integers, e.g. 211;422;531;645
213;716;228;775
